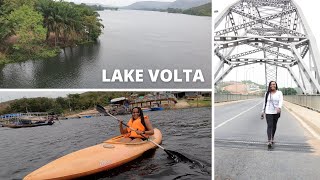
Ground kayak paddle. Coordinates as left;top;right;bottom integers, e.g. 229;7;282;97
96;104;194;163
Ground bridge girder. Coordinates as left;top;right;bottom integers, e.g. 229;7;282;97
214;0;320;94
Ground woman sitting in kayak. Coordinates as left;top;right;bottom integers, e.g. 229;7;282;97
119;107;154;143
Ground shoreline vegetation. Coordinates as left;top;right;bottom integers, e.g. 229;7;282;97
0;0;210;65
0;0;103;65
0;92;211;119
66;99;210;119
168;2;211;16
144;2;212;17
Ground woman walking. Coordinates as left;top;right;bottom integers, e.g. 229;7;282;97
261;81;283;148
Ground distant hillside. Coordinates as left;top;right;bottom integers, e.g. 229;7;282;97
124;1;171;10
84;4;118;11
168;2;211;16
169;0;211;10
215;81;264;95
183;2;211;16
0;100;15;114
124;0;211;10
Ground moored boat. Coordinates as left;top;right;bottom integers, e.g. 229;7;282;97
24;128;162;180
1;120;54;128
141;107;152;112
150;107;164;111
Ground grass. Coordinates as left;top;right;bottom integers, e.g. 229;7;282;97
0;52;12;65
187;99;211;107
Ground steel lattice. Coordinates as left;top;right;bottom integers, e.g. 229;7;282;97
214;0;320;94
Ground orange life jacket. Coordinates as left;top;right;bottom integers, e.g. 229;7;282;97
125;116;149;138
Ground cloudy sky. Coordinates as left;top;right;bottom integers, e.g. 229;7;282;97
64;0;175;7
0;90;87;103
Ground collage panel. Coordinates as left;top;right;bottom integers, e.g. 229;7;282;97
0;0;211;89
0;90;212;179
0;0;213;179
214;0;320;179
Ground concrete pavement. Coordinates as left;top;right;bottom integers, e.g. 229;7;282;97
284;101;320;139
284;100;320;155
215;98;320;179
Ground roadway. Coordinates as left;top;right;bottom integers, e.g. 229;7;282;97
215;98;320;180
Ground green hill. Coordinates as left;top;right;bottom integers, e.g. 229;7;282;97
167;2;211;16
183;2;211;16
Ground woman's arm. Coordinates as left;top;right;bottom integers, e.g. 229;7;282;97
119;120;128;134
143;118;154;135
262;92;267;113
278;91;283;109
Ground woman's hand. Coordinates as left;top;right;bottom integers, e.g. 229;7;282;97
136;130;144;135
119;119;127;134
276;108;281;113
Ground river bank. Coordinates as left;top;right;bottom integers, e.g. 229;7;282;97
65;99;211;119
0;10;211;88
0;1;103;65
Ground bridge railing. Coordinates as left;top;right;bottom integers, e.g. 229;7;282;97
285;95;320;112
214;94;262;103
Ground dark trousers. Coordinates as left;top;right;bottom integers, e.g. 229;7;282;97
266;114;280;141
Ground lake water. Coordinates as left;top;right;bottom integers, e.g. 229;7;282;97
0;10;211;88
0;107;212;179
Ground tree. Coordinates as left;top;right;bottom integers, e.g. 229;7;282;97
6;5;46;55
280;87;297;95
36;0;103;46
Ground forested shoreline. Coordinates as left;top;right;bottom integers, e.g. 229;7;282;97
167;3;212;16
0;0;104;64
0;92;127;115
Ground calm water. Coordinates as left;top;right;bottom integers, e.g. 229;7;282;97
0;108;211;179
0;10;211;88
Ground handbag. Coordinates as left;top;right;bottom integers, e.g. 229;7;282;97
277;112;281;118
261;91;269;120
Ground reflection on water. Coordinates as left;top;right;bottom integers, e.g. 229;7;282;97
0;108;211;179
0;10;211;88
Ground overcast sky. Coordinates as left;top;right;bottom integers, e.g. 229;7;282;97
64;0;175;7
0;90;87;103
213;0;320;89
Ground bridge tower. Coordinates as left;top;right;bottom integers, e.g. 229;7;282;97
214;0;320;94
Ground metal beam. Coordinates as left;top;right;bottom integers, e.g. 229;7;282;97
287;66;307;94
228;58;294;64
292;0;320;86
214;35;306;43
215;7;297;36
248;43;295;60
214;0;320;94
291;45;320;93
231;8;306;37
214;1;240;29
214;60;225;78
214;65;234;84
244;0;290;3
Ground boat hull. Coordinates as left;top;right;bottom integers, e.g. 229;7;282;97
24;128;162;180
1;121;54;128
150;107;164;111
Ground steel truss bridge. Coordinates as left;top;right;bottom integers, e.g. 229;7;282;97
214;0;320;94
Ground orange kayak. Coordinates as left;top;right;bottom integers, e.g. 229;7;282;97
24;128;162;180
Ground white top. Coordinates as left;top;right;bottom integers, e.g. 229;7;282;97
262;90;283;114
